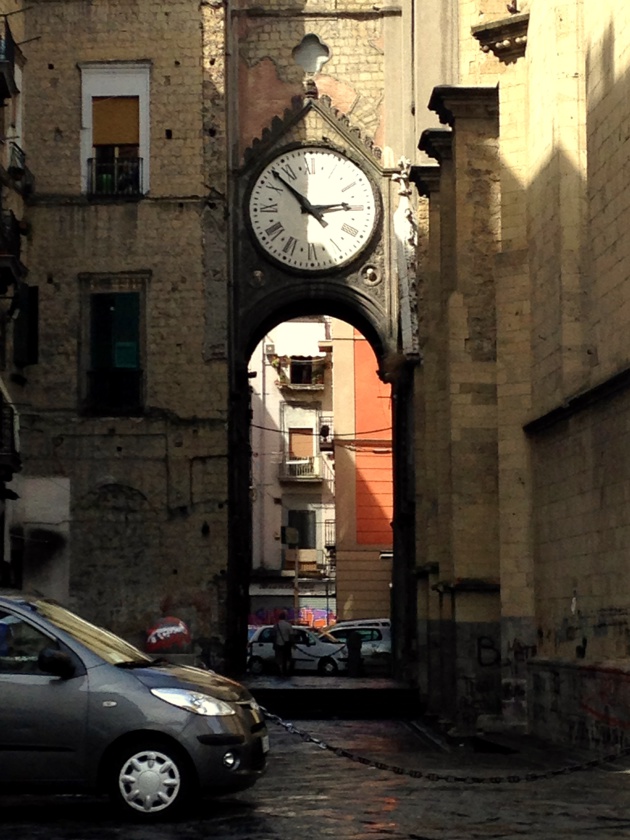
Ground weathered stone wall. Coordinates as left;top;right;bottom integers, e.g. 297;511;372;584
234;3;387;158
529;659;630;750
8;0;231;649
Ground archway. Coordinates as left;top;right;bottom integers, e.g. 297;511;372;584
224;298;417;679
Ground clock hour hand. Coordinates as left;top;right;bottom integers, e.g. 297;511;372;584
271;170;328;227
311;202;352;214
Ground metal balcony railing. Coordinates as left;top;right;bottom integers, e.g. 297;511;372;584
324;519;336;549
8;141;25;176
87;158;143;197
279;455;322;481
0;210;21;259
0;19;17;100
0;394;20;481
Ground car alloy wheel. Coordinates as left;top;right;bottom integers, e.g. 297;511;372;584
248;656;265;675
111;742;190;818
318;657;338;676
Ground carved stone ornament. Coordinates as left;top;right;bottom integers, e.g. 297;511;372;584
471;12;529;65
392;157;420;360
250;269;266;287
360;264;382;286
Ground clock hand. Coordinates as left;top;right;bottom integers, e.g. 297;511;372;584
271;170;328;227
311;203;365;213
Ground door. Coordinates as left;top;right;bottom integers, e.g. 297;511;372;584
0;610;89;785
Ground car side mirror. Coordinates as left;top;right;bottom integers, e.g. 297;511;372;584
38;647;76;679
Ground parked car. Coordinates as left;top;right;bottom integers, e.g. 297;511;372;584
0;594;268;820
323;622;392;671
328;617;391;630
247;625;347;675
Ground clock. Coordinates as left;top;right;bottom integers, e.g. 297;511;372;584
247;146;379;272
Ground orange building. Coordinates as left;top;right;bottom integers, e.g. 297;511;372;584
332;320;393;619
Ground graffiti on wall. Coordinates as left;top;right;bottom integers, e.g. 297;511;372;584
248;607;335;628
504;637;537;676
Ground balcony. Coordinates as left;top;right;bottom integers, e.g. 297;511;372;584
279;455;322;483
0;210;26;292
0;20;18;101
87;158;143;198
7;142;34;196
0;394;20;482
85;368;144;416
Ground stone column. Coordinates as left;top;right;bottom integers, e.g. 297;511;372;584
423;85;502;732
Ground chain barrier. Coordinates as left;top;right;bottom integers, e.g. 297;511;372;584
261;707;630;785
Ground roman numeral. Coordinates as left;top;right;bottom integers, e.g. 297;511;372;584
307;243;318;261
342;223;358;237
263;180;283;194
330;239;342;252
305;156;315;175
282;236;297;256
259;203;278;213
280;163;297;181
341;181;356;193
346;205;364;211
265;222;284;240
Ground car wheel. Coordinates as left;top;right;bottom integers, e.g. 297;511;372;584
318;657;338;676
248;655;265;675
108;740;194;820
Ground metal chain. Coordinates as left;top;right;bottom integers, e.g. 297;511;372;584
261;707;630;784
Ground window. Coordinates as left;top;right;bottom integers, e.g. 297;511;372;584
80;63;150;196
289;356;325;385
287;509;316;549
80;273;148;415
91;96;141;195
0;612;54;674
288;428;313;460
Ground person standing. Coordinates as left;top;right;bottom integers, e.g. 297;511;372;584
273;612;294;677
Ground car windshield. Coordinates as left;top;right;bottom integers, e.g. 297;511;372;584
31;599;154;667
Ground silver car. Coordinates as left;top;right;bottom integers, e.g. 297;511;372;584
0;595;268;819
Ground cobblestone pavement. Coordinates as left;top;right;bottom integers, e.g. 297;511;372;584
2;715;630;839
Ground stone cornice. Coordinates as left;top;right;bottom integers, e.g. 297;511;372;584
471;12;529;65
428;85;499;128
409;164;440;198
417;127;452;164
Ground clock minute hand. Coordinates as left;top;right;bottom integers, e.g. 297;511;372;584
271;170;328;227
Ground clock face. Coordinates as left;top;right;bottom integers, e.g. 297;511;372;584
247;146;379;272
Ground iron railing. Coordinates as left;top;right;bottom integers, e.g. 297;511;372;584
87;158;143;197
0;19;17;100
8;141;25;176
279;455;322;480
0;210;21;259
0;394;20;481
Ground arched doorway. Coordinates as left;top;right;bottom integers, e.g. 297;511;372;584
247;316;394;644
224;300;417;680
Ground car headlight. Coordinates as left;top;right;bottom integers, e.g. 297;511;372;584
151;687;236;716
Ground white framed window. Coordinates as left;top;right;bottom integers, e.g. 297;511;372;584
79;62;151;196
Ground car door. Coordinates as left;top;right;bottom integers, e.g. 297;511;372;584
0;610;89;786
249;626;275;667
291;629;318;671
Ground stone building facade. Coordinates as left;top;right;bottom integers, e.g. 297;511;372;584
1;0;630;747
414;1;630;746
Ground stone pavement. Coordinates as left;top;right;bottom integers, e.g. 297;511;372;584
2;676;630;838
